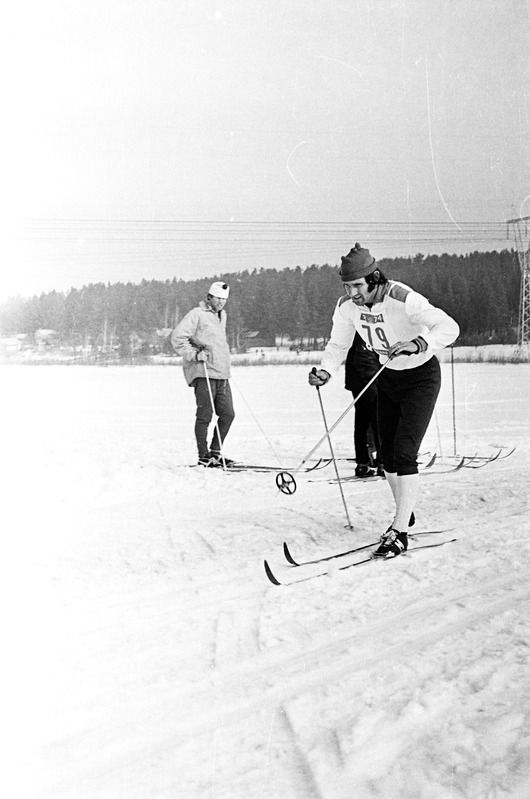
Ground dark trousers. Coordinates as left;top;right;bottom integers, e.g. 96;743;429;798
193;378;235;459
350;380;379;465
377;357;441;475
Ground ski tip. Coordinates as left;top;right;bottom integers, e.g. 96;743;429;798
282;542;299;566
264;560;282;586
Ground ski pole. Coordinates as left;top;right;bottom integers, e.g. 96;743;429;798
231;375;282;465
203;360;227;472
314;372;354;529
451;345;457;457
434;407;443;459
276;358;389;494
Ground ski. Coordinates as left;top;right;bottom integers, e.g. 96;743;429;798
460;447;516;468
191;457;329;474
302;452;436;472
283;529;452;568
220;458;327;474
264;538;458;586
311;458;466;484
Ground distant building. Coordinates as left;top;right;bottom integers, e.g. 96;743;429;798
35;329;58;350
240;331;276;350
0;337;22;356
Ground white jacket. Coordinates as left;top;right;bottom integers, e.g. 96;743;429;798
321;280;459;376
171;301;231;385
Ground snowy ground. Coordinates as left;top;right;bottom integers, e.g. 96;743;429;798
2;361;530;799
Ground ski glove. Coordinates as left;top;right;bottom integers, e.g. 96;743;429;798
387;338;426;358
308;368;331;386
196;350;209;362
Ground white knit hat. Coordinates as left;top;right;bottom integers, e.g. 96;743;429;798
208;281;230;299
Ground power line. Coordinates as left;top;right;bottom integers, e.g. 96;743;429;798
13;219;510;246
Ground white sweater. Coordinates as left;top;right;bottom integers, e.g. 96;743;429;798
320;280;460;377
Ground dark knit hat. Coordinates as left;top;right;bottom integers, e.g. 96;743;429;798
339;243;376;281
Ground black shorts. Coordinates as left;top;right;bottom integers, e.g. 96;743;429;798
377;357;441;475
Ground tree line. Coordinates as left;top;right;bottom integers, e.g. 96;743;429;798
0;250;521;353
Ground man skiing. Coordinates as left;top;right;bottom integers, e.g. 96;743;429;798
171;282;235;467
309;243;459;558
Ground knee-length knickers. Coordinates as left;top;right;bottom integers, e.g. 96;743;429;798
377;356;441;475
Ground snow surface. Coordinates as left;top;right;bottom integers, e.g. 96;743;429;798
2;362;530;799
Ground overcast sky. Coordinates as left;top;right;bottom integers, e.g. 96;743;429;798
3;0;529;300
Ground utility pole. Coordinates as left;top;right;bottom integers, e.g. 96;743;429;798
506;215;530;347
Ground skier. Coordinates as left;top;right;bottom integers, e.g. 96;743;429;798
171;282;236;467
309;243;459;558
345;332;382;478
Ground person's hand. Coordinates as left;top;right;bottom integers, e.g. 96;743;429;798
387;340;419;359
308;368;330;386
196;350;209;362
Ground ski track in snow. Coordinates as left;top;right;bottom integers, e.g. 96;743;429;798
2;363;530;799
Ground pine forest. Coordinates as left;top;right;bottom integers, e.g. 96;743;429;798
0;250;521;357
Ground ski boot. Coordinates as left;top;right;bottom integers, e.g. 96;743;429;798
372;528;409;559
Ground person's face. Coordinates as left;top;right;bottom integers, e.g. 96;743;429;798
342;278;375;305
208;295;227;312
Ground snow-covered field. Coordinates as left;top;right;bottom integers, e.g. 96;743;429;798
2;361;530;799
